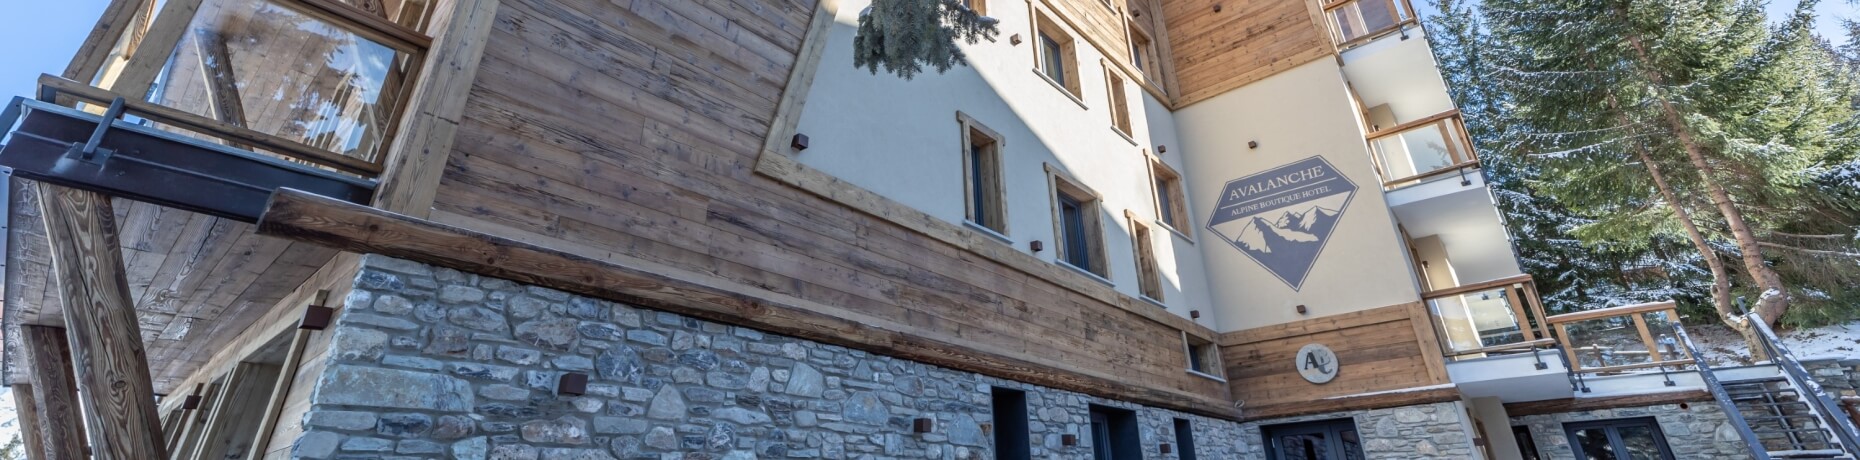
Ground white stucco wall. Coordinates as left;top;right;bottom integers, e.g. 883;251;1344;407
1173;58;1424;332
790;0;1214;321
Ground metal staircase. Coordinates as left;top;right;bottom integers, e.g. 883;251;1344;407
1674;318;1860;460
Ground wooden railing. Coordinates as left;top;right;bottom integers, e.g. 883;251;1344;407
1421;274;1553;359
1367;110;1481;190
1322;0;1418;49
1545;301;1695;374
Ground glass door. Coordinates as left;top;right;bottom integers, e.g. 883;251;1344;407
1562;418;1675;460
1264;419;1366;460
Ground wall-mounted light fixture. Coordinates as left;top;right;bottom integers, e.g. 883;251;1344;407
1157;145;1167;154
1247;140;1259;149
182;395;203;410
1295;304;1308;315
299;290;335;330
1030;240;1044;253
1062;434;1079;446
1161;443;1173;454
558;372;589;396
791;133;810;151
1190;310;1201;319
912;418;934;433
1212;4;1222;12
1010;34;1023;45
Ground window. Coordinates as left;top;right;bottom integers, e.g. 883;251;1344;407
1174;419;1198;460
1513;425;1542;460
1128;214;1163;300
1106;69;1132;136
1048;166;1107;277
959;112;1007;235
1264;419;1365;460
1184;333;1221;377
1128;22;1160;80
1150;157;1189;231
992;388;1031;460
1562;418;1674;460
1033;13;1081;97
962;0;987;16
1089;405;1140;460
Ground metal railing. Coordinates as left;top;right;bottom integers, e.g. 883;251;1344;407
1366;110;1481;190
1422;274;1554;359
1749;314;1860;457
1545;301;1695;376
1672;320;1774;460
1322;0;1418;49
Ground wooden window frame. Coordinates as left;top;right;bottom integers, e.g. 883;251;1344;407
962;0;989;16
1104;66;1133;139
1030;8;1083;101
957;111;1009;237
1183;332;1224;380
1146;153;1191;238
1126;21;1160;81
1045;164;1109;280
1125;210;1163;302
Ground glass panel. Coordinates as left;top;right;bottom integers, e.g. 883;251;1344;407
1572;428;1618;460
1338;429;1365;460
1278;433;1329;460
1371;117;1472;188
1641;311;1685;362
1615;426;1667;460
1565;316;1654;370
1041;34;1066;85
1429;286;1524;354
147;0;418;166
1329;0;1411;43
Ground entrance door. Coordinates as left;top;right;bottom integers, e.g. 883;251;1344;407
1263;419;1366;460
1562;418;1675;460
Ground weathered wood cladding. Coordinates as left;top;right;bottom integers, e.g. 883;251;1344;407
424;0;1232;412
1218;302;1449;408
1162;0;1333;106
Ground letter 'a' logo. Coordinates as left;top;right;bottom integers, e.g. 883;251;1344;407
1206;156;1357;290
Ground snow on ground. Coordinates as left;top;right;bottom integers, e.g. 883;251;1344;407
1688;321;1860;367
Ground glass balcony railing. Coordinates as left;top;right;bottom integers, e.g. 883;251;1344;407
1424;274;1554;359
1323;0;1416;48
59;0;434;178
1546;301;1694;375
1367;110;1480;190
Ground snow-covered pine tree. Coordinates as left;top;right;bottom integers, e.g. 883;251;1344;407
852;0;1000;79
1466;0;1860;354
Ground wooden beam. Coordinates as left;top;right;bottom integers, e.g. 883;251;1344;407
62;0;153;82
11;384;47;460
371;0;500;217
245;319;316;459
255;188;1242;420
1239;385;1461;422
167;383;219;460
1504;390;1713;417
110;0;207;99
190;362;280;460
34;183;168;459
20;326;88;460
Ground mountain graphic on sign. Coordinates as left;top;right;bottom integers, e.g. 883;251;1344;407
1207;156;1358;291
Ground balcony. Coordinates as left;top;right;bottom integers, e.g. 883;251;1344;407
1546;301;1694;376
1423;274;1552;360
1367;110;1480;191
1323;0;1417;50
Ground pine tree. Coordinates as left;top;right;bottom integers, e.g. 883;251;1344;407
852;0;1000;79
1463;0;1860;355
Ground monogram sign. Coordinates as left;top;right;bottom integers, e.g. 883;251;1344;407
1297;343;1339;384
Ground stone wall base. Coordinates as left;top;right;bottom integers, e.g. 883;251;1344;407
1510;401;1753;460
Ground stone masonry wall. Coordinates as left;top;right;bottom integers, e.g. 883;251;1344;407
1236;401;1480;460
289;256;1269;459
1511;402;1753;460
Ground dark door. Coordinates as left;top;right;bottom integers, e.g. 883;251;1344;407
1562;418;1675;460
1263;419;1365;460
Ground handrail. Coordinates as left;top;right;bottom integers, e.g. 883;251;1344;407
37;75;384;176
1380;160;1479;189
1674;320;1773;460
1367;109;1463;142
1546;301;1675;324
1750;314;1860;457
1421;273;1531;299
1422;274;1554;358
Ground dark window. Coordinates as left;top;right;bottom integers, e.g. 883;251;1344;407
1185;334;1218;376
1089;405;1140;460
1041;33;1067;85
1174;418;1198;460
1059;193;1092;269
1152;161;1188;230
1562;418;1673;460
992;388;1030;460
1263;418;1365;460
1513;425;1541;460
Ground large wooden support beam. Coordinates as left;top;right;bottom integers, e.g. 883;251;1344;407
256;189;1241;420
371;0;500;217
190;362;280;460
35;183;168;458
20;326;88;460
11;384;47;460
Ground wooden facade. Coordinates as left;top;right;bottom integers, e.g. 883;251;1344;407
1163;0;1334;106
1218;302;1450;409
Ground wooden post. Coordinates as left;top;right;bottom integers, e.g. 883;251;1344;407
245;294;323;460
11;384;47;460
20;325;88;460
35;183;168;458
167;383;218;460
190;362;280;460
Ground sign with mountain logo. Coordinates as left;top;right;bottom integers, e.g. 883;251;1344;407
1206;156;1357;290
